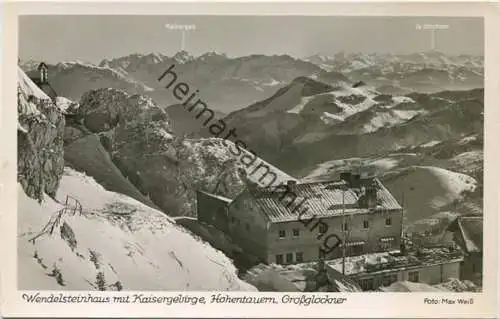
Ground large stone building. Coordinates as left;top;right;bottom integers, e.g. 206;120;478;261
197;169;404;265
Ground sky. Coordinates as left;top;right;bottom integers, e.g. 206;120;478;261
19;15;484;64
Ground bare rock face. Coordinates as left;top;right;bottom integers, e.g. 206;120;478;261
77;88;168;133
17;68;65;201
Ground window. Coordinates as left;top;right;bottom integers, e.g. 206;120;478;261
379;236;395;251
363;220;369;229
296;252;304;263
286;253;293;264
359;278;374;291
278;230;286;239
292;228;300;237
318;223;328;234
275;254;283;265
245;223;250;231
341;222;349;231
385;217;392;226
349;243;364;256
231;217;236;224
408;271;419;282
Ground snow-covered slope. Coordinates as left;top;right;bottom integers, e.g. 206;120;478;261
18;67;51;101
382;166;477;222
18;168;256;291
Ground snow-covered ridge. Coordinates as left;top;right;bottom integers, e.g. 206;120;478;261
18;168;256;291
18;66;51;101
287;82;420;132
55;61;153;91
182;137;296;187
17;66;52;122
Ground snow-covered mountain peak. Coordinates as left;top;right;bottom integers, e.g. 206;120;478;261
173;50;194;63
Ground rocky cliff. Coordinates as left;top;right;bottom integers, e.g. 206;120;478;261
17;67;65;201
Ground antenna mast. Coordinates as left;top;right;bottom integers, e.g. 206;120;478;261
415;23;450;51
165;23;197;52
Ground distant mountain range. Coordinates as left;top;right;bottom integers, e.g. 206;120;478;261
304;51;483;94
19;50;484;224
17;46;484;290
20;50;483;113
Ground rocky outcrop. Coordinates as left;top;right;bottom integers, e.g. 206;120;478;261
17;67;65;201
77;88;168;133
68;88;292;216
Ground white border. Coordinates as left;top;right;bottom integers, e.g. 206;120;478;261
1;2;499;318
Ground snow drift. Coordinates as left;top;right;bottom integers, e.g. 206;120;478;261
18;168;256;291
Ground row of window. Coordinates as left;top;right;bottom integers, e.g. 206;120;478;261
318;242;365;259
275;238;399;266
278;228;300;238
358;271;419;291
231;217;252;232
230;217;394;237
275;252;304;264
277;217;393;239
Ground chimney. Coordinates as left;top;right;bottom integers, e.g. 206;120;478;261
286;180;297;192
38;62;48;84
340;171;351;184
351;174;361;188
365;187;377;208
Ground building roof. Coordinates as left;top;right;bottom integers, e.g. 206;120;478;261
243;263;361;292
448;215;483;253
325;247;464;277
197;190;232;204
249;178;402;223
379;281;444;292
37;62;48;70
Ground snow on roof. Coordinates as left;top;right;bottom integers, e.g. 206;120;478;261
244;263;361;292
326;247;464;276
250;178;401;223
379;281;444;292
455;216;483;253
197;190;232;204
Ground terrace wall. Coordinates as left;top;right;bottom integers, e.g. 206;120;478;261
352;260;462;291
